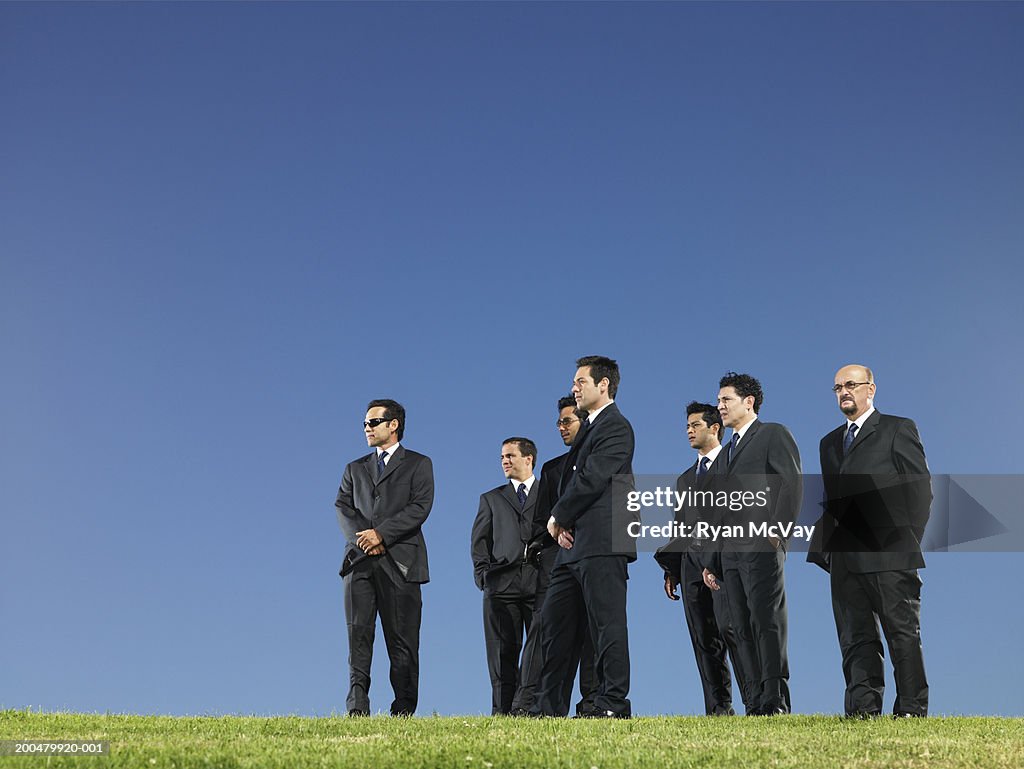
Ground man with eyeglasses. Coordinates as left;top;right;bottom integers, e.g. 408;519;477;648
335;399;434;717
531;356;636;719
808;365;931;718
470;437;542;715
702;372;802;716
514;396;597;716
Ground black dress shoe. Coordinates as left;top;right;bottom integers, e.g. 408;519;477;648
893;712;925;719
348;709;369;717
710;706;737;716
508;708;530;717
844;711;881;720
759;704;788;716
390;710;414;718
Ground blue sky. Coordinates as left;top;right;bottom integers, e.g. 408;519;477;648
2;2;1022;717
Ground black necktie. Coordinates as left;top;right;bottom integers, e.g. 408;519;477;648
728;433;740;464
517;483;527;507
697;456;710;477
843;423;858;456
377;451;387;476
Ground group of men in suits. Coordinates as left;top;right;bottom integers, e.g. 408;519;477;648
472;355;635;718
655;366;930;718
656;373;802;716
470;398;596;716
332;361;931;720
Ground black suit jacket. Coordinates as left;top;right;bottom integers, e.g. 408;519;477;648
526;453;568;553
550;402;636;564
813;410;931;574
471;480;539;594
335;445;434;583
722;419;803;548
654;450;724;581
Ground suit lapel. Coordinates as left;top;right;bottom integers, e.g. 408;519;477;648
362;453;378;484
500;482;520;512
840;410;880;470
375;445;404;486
560;416;592;492
728;418;761;469
823;428;844;474
521;483;537;518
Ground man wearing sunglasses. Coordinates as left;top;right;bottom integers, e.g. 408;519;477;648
335;399;434;717
809;365;931;718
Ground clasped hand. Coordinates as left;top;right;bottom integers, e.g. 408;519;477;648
356;528;385;556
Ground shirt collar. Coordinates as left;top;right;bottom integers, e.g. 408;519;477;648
733;415;758;443
699;444;723;465
511;475;536;494
377;442;400;460
847;406;875;432
587;400;614;424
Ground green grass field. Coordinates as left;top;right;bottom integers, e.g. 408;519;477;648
2;711;1023;768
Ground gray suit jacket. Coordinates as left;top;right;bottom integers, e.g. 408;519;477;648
811;410;931;574
471;481;539;594
335;445;434;583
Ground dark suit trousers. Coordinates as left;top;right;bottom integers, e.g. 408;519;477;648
534;556;631;717
516;547;598;715
720;549;790;712
483;586;534;715
343;556;422;715
830;552;928;716
681;552;735;714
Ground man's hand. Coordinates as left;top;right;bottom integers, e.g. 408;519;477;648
356;528;383;553
525;540;545;565
768;535;781;550
548;516;574;549
703;568;721;591
366;544;386;557
664;574;680;601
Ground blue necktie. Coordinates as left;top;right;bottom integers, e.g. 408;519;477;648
377;451;387;476
517;483;527;507
843;423;858;456
697;456;710;478
728;433;740;464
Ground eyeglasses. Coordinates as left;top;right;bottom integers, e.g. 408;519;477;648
832;381;871;394
557;418;580;428
363;418;392;429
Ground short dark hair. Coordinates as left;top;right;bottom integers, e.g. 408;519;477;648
502;437;537;468
367;399;406;440
686;400;723;438
557;394;589;422
576;355;620;399
718;372;763;414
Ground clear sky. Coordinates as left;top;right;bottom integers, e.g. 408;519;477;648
2;2;1022;717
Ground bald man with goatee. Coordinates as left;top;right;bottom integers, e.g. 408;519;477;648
809;364;932;718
